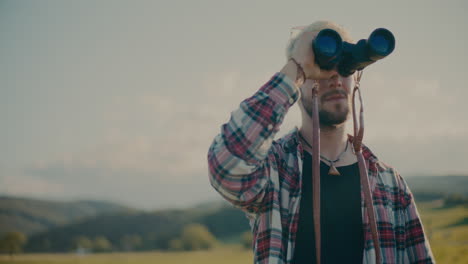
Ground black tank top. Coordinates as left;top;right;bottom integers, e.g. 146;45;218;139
292;151;364;264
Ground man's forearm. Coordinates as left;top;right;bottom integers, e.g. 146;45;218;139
207;72;299;211
218;72;299;163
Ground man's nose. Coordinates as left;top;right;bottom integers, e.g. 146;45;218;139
328;74;342;88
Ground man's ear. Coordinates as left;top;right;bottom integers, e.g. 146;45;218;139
296;86;303;106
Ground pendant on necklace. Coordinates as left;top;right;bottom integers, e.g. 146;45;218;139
328;163;341;176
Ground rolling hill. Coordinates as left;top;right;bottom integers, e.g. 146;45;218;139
24;204;249;252
0;196;133;236
1;175;466;253
405;175;468;196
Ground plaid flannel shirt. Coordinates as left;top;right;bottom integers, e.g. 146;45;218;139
207;73;435;264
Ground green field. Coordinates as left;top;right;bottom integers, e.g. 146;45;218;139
0;246;252;264
1;203;467;264
417;202;468;264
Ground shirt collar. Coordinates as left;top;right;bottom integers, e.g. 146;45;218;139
282;127;380;171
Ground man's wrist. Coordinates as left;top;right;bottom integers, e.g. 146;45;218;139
280;60;305;87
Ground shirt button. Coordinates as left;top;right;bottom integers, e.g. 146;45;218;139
267;124;273;130
289;97;295;104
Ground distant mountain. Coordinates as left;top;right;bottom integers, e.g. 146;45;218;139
0;196;134;236
25;204;249;252
6;175;468;253
405;175;468;199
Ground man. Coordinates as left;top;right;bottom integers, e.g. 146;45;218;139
207;21;434;264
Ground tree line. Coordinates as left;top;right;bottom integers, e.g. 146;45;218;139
3;191;466;255
22;205;250;253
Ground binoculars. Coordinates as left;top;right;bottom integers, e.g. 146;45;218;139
312;28;395;76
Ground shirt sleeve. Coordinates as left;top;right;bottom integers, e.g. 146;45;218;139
398;174;436;263
207;72;299;214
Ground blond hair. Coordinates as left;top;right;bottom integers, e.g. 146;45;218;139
286;21;353;59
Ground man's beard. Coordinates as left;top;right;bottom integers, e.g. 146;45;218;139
318;106;349;126
302;96;350;127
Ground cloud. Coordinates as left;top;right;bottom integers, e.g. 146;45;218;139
6;69;467;209
11;69;256;209
371;134;468;176
1;173;66;197
356;72;468;175
362;72;465;141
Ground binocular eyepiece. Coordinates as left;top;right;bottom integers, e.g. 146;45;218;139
312;28;395;77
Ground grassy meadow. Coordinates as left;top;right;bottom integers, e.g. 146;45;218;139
418;202;468;263
0;246;252;264
1;202;467;264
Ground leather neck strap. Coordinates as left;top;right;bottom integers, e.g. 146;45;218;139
309;72;381;264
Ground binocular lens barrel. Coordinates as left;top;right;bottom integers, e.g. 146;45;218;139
368;28;395;60
312;27;395;76
312;29;342;70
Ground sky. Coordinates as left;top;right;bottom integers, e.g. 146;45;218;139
1;0;467;210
